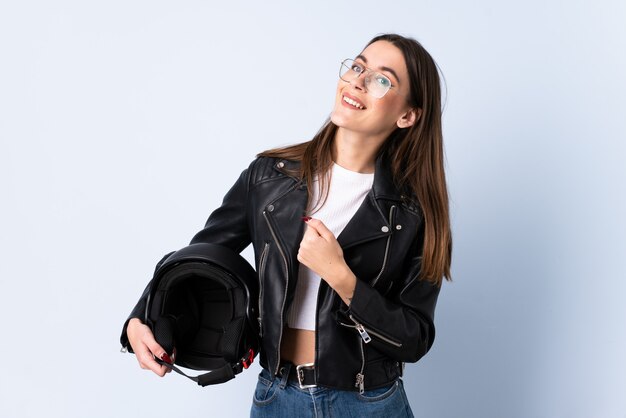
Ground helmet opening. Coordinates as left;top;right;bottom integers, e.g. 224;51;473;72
152;262;248;371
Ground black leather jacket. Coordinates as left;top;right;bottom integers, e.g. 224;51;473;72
121;155;440;391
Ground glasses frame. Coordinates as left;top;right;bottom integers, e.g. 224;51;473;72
339;58;402;99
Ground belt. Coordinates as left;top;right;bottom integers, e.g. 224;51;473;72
278;361;317;389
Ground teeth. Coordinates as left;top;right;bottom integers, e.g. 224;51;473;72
343;96;365;109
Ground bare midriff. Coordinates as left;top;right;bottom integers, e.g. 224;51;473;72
280;326;316;365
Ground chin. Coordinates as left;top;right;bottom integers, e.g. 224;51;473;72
330;108;353;129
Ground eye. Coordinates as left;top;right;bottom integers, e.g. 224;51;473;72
351;63;364;73
375;75;391;88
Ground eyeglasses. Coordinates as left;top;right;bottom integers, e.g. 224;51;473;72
339;58;399;99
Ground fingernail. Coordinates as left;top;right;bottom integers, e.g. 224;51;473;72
301;216;312;222
161;353;172;364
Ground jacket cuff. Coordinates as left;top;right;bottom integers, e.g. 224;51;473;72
347;278;376;320
120;317;142;353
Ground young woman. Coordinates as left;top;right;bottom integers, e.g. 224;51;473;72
122;33;451;417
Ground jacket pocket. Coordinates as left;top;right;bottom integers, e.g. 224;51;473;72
338;315;403;348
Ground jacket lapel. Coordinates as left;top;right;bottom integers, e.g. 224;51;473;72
335;193;388;249
273;156;403;251
337;156;402;250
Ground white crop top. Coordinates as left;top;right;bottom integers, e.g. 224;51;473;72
286;162;374;330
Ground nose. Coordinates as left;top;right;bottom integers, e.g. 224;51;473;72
351;70;367;91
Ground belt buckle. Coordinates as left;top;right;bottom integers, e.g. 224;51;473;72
295;362;316;389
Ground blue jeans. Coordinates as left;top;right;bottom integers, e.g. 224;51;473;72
250;366;414;418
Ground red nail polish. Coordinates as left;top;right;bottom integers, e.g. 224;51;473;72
161;353;173;364
301;216;312;222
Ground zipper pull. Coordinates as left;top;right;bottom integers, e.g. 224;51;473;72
354;322;372;343
355;373;365;394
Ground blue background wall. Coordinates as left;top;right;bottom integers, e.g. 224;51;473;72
1;1;624;417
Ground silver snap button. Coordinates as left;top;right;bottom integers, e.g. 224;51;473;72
396;225;402;230
267;204;274;212
277;161;285;168
381;226;389;233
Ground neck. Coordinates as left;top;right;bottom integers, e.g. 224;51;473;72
332;127;386;173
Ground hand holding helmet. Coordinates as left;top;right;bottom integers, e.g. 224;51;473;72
127;318;175;377
123;243;260;386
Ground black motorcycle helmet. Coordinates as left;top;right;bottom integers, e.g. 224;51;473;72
144;243;260;386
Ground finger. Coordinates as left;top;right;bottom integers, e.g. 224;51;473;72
136;345;168;377
140;327;172;376
142;328;169;361
305;218;335;242
300;224;321;249
296;250;306;265
302;222;320;239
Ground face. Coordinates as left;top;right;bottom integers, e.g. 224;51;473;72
330;40;417;139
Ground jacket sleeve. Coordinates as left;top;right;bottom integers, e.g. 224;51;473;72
345;234;441;363
187;158;255;251
119;159;255;351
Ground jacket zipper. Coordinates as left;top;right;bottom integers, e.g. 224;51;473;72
348;314;403;348
257;242;270;337
355;339;366;393
354;204;397;392
337;317;368;392
370;205;396;288
341;314;403;394
262;210;290;375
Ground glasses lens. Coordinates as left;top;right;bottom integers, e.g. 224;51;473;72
364;73;392;99
339;59;356;81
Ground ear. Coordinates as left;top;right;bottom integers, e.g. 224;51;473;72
396;108;422;129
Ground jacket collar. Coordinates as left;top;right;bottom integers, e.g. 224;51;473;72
370;154;405;202
275;154;405;202
274;155;404;250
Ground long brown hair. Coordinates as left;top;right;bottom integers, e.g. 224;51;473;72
259;34;451;286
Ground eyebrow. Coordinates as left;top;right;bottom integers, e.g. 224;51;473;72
355;54;401;85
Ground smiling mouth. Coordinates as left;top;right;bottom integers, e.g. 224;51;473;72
342;95;366;109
